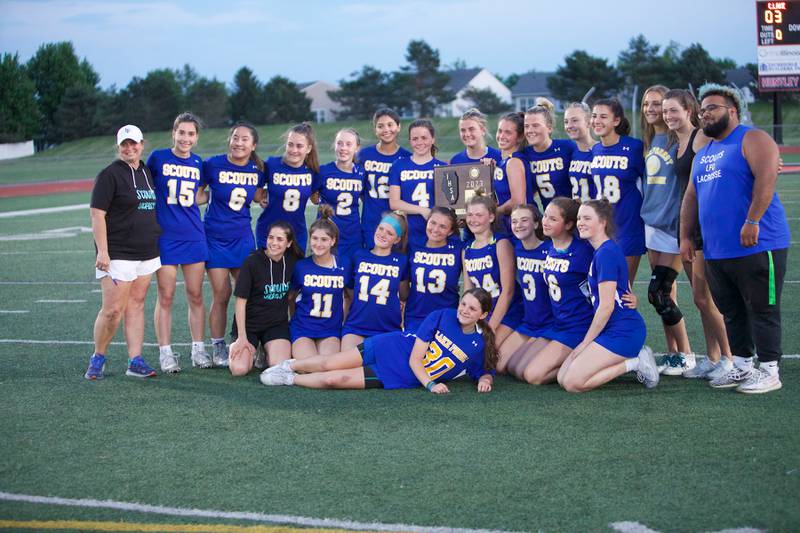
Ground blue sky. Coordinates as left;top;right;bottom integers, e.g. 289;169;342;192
0;0;755;89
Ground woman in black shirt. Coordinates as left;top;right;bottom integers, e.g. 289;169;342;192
229;221;303;376
84;125;162;380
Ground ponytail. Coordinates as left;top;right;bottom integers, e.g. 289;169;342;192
462;288;498;371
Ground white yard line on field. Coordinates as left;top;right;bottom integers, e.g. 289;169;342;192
0;204;89;218
0;491;523;533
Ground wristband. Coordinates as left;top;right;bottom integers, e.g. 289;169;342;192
425;381;436;391
746;219;759;226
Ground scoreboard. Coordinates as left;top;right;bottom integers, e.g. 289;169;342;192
757;1;800;91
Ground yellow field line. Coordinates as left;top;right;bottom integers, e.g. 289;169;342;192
0;519;377;532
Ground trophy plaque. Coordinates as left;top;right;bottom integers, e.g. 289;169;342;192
433;162;495;218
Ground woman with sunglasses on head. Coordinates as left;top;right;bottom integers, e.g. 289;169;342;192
450;108;502;164
639;85;694;375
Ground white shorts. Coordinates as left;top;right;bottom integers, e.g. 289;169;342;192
644;225;679;254
96;257;161;282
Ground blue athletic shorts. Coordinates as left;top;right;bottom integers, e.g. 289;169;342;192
540;325;588;349
159;237;208;266
594;316;647;358
616;232;646;258
206;234;255;269
516;323;549;339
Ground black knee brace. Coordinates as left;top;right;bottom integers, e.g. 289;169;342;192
647;265;683;326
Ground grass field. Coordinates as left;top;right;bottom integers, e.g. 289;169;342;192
1;146;800;532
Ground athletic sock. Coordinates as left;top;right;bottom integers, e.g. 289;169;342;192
760;360;779;376
159;345;173;357
734;356;754;371
625;358;639;372
191;341;205;354
211;337;225;345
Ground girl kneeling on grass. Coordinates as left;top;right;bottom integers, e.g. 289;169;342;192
228;221;303;377
556;200;659;391
260;288;496;393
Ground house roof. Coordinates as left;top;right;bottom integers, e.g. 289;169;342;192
725;68;755;88
297;81;315;90
512;72;555;96
445;68;483;92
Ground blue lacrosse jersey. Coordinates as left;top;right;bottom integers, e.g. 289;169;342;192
148;148;205;241
359;144;412;248
542;237;594;330
290;256;350;340
588;239;643;324
203;155;265;239
388;156;447;250
317;161;365;255
463;235;523;325
515;240;553;334
256;156;320;251
449;146;503;164
522;139;576;208
365;308;488;389
493;155;524;235
343;249;408;336
590;136;646;256
693;125;791;260
405;242;463;331
568;147;596;202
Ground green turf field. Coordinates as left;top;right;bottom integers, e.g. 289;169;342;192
0;161;799;532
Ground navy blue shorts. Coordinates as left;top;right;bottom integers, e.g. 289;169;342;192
357;341;384;389
159;237;208;266
540;325;588;349
290;324;341;343
516;323;549;339
206;234;255;269
594;317;647;358
616;232;646;258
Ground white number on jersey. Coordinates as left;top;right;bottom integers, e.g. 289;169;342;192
546;273;561;302
536;173;555;199
367;173;390;199
309;292;333;318
414;268;446;294
283;188;301;212
228;187;248;211
336;192;353;216
470;274;500;299
357;276;391;305
411;182;430;208
166;179;196;207
593;175;621;203
522;273;536;301
570;177;591;202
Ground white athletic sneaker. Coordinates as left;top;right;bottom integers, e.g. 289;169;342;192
736;368;782;394
706;358;734;381
191;347;213;369
660;352;693;376
709;366;753;389
636;345;659;389
683;357;716;379
259;367;294;386
212;342;229;368
159;351;181;373
277;358;295;373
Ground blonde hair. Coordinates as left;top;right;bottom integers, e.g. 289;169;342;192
460;108;489;134
525;97;556;129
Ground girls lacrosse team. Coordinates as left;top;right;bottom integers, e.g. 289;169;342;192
86;87;759;395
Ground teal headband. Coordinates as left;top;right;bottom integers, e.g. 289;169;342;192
380;215;403;238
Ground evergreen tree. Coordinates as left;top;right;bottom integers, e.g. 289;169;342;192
0;53;40;142
262;76;313;124
548;50;623;103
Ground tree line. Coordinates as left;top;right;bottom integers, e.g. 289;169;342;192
1;37;758;147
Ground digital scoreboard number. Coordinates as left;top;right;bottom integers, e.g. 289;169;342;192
757;1;800;91
758;1;800;45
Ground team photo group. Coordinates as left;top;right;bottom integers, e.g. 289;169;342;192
85;81;790;396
